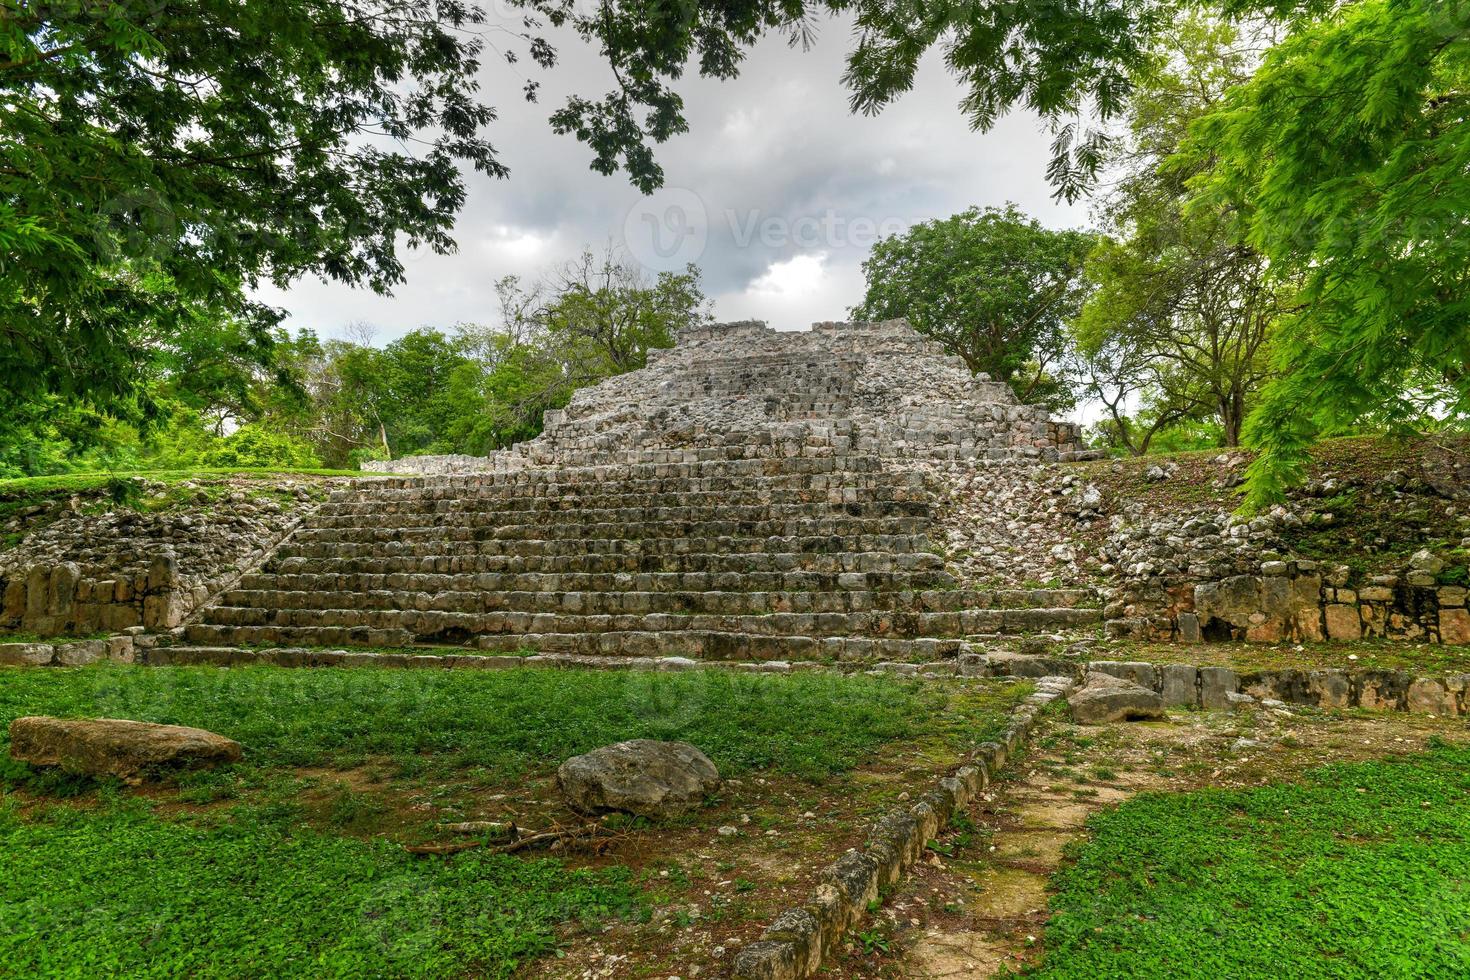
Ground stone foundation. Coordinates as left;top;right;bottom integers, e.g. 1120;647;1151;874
1108;558;1468;646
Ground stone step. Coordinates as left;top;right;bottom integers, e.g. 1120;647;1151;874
175;625;966;662
238;564;952;593
216;587;1097;616
292;516;931;545
340;468;918;498
474;631;967;661
312;499;932;525
255;551;948;578
193;606;1100;640
343;454;897;493
278;533;939;561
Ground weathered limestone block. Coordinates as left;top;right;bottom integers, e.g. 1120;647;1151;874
1441;608;1470;646
55;640;107;667
9;716;242;783
1307;669;1352;708
557;739;720;818
1407;678;1458;716
1;577;24;623
24;565;48;620
1159;663;1199;706
48;562;80;619
1324;603;1362;641
1358;671;1410;711
0;643;54;666
1070;673;1165;724
147;553;180;594
1200;666;1238;709
1089;661;1160;690
142;593;189;630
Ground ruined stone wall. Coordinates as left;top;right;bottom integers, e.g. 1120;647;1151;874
0;483;329;637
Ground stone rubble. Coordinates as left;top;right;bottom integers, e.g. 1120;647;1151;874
0;481;330;635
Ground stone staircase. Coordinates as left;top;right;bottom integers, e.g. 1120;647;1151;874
175;321;1101;664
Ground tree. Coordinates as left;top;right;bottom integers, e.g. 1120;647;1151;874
480;247;714;437
1075;18;1288;451
3;0;500;423
253;247;713;468
851;205;1092;411
1181;0;1470;506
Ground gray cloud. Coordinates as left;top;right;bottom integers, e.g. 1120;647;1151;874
257;11;1088;341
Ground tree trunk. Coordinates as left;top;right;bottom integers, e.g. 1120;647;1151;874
1220;391;1245;448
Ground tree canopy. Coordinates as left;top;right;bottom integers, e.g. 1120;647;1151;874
2;0;499;423
1076;18;1288;452
852;204;1092;412
1180;0;1470;506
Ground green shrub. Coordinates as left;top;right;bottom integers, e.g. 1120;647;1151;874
200;425;320;469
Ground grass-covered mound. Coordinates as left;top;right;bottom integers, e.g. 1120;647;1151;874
1033;740;1470;977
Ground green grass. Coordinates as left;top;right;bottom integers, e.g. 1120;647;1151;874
1030;741;1470;978
0;663;1023;785
0;664;1026;977
0;467;375;496
0;797;640;979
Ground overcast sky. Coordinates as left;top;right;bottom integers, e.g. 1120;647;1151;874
256;10;1088;346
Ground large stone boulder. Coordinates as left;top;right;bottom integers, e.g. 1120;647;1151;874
1069;673;1166;725
558;739;721;819
8;716;242;783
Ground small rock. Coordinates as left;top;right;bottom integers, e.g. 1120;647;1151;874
1409;549;1445;575
1069;673;1166;725
558;739;721;819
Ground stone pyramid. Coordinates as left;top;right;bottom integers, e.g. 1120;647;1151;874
179;320;1098;661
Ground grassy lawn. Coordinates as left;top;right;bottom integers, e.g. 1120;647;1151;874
0;663;995;783
1032;740;1470;978
0;798;638;979
0;664;1027;978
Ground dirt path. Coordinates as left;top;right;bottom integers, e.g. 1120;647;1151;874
826;703;1470;978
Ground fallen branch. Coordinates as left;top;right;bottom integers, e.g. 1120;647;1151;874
405;821;613;857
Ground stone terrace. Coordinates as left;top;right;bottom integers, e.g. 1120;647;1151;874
178;320;1101;661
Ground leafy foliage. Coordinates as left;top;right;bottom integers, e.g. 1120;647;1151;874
0;799;639;979
2;0;500;422
500;0;1167;200
1076;18;1288;453
273;249;710;467
1035;742;1470;977
852;204;1092;412
1180;0;1470;507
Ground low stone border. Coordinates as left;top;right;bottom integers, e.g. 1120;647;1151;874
976;653;1470;716
0;634;139;667
728;675;1075;980
134;644;988;676
10;635;1469;718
